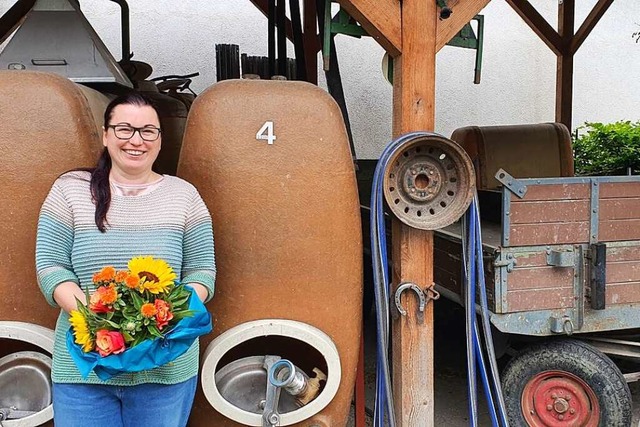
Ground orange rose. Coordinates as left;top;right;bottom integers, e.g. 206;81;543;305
95;330;126;357
154;299;174;330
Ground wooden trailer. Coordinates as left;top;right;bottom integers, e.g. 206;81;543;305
434;122;638;426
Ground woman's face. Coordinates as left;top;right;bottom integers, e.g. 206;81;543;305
103;103;161;179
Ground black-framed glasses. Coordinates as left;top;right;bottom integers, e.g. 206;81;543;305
106;125;162;142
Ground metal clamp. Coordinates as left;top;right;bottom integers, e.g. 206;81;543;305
394;282;440;324
495;168;527;199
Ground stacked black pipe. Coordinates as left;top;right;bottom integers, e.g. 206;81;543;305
215;44;240;81
241;54;297;80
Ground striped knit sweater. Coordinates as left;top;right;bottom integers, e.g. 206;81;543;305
36;171;215;386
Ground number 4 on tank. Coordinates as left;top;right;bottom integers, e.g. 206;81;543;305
256;121;276;145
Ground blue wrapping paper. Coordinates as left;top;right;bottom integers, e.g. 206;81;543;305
66;286;212;381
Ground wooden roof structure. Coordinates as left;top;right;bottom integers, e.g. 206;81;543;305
247;1;616;425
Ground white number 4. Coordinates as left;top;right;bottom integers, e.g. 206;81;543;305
256;121;276;145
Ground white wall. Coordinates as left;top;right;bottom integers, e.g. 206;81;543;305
1;0;639;158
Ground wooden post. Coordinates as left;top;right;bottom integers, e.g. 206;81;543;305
556;0;574;131
391;0;437;425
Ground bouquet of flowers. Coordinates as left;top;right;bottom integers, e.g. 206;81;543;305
67;256;212;380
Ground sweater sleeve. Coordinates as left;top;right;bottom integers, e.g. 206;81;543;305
182;190;216;303
35;180;79;307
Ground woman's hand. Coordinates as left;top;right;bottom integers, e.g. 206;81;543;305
53;282;88;313
188;283;209;302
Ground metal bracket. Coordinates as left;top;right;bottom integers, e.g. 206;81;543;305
550;315;574;335
394;282;440;324
424;283;441;303
495;168;527;199
546;249;575;267
494;252;516;273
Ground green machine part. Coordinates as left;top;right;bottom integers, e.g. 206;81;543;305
322;0;484;85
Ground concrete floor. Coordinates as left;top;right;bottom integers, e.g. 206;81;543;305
347;297;640;426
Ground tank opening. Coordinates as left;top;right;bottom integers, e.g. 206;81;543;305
0;348;52;422
217;335;328;381
0;338;51;359
214;336;328;414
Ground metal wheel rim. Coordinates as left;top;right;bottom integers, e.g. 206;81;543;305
383;134;475;230
521;370;600;427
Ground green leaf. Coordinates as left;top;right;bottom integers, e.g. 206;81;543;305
172;310;196;320
130;291;145;310
171;295;190;308
148;325;163;339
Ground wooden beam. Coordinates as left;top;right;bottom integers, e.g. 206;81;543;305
249;0;295;43
337;0;402;57
505;0;562;55
436;0;491;52
570;0;614;54
556;0;574;130
391;0;437;424
303;0;319;84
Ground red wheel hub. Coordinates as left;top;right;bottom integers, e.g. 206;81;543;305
521;370;600;426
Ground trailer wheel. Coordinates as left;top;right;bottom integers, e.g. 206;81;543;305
501;339;631;427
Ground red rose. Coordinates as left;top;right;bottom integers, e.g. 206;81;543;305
154;299;174;330
89;292;112;313
95;330;126;356
89;285;117;313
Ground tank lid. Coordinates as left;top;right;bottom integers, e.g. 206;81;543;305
0;0;133;88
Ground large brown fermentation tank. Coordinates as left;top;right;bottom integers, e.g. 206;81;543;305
0;71;105;328
179;80;363;427
0;70;107;426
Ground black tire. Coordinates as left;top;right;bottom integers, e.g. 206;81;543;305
501;339;631;427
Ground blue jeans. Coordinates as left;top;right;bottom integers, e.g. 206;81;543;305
52;376;197;427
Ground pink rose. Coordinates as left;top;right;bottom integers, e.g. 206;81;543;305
95;330;126;356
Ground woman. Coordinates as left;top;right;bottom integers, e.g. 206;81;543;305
35;93;215;427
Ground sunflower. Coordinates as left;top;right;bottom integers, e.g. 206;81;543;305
128;256;176;294
69;310;94;352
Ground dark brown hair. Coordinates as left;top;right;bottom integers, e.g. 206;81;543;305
91;92;160;232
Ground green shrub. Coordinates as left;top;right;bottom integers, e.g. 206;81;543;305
573;121;640;176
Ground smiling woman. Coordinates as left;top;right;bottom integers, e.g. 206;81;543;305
103;102;163;183
35;93;216;427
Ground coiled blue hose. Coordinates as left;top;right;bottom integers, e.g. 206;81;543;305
370;133;509;426
463;195;509;427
